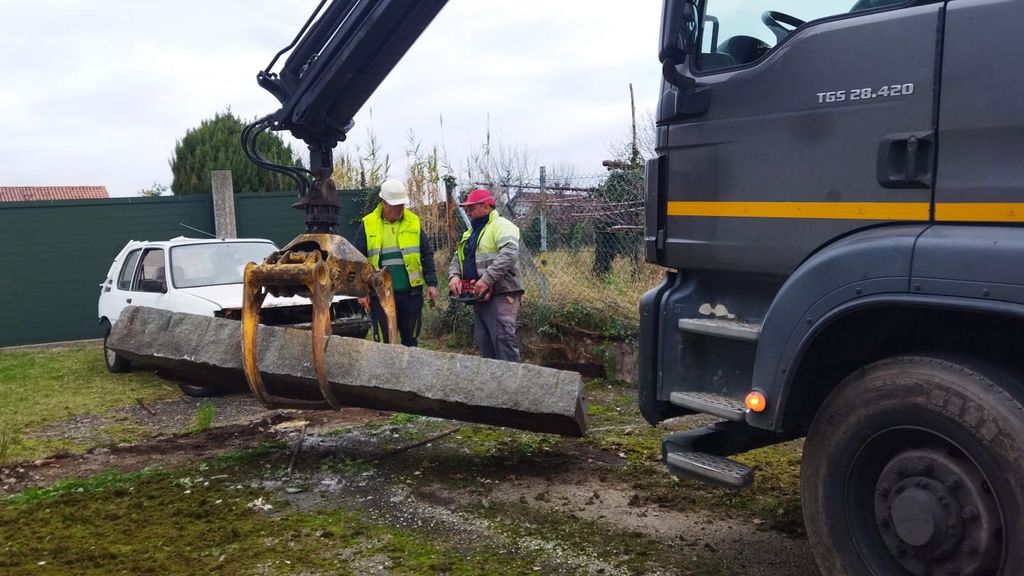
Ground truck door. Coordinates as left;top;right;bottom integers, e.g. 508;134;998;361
656;0;939;277
934;0;1024;223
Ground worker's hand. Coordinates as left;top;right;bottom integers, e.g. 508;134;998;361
473;279;492;302
448;276;462;296
358;296;370;311
426;286;438;308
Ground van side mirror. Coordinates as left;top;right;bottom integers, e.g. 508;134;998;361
660;0;699;63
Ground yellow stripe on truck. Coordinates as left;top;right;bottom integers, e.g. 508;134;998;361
666;202;1024;222
666;201;930;220
934;203;1024;222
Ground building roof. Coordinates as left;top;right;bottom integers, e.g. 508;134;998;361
0;186;109;202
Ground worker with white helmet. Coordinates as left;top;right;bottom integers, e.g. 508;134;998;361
353;178;439;346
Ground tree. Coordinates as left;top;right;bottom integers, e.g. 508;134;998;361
170;110;303;195
138;182;169;197
593;167;645;277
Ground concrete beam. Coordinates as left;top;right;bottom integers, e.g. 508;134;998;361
107;307;587;437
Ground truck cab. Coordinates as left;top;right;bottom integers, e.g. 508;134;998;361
642;0;1024;573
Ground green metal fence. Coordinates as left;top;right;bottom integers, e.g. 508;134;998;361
0;190;369;347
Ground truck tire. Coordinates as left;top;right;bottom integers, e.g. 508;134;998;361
802;355;1023;576
101;319;131;374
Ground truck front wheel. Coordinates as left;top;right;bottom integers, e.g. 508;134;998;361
802;355;1024;576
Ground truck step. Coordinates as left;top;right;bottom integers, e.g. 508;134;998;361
660;423;786;490
670;391;747;422
677;318;761;342
664;449;754;489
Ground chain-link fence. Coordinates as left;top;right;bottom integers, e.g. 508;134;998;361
408;168;664;339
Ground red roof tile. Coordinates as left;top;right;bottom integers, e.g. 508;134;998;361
0;186;109;202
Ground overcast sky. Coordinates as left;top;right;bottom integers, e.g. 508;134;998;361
0;1;663;197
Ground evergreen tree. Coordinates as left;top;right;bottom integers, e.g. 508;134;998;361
593;169;644;277
170;110;304;195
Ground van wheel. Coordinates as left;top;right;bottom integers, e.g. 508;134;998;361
101;320;131;373
802;355;1024;576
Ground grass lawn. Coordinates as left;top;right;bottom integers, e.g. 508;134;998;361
0;346;808;575
0;346;180;463
0;455;735;576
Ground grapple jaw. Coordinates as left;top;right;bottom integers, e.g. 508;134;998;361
242;233;400;410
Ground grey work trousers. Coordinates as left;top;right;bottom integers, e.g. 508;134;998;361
473;291;522;362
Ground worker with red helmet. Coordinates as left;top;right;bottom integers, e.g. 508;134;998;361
448;188;524;362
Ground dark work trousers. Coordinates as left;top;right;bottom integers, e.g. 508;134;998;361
473;291;522;362
370;287;424;347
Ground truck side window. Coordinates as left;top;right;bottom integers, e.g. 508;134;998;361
698;0;910;72
134;248;167;293
117;249;142;290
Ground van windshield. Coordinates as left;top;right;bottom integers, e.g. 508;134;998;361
169;242;276;288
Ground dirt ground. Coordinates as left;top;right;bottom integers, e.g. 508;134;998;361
0;391;820;575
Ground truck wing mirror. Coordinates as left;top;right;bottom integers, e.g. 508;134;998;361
660;0;699;64
658;0;709;120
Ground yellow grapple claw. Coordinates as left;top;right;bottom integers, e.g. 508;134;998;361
241;233;400;410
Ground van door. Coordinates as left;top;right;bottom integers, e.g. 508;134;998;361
126;248;169;311
99;248;142;324
657;0;939;276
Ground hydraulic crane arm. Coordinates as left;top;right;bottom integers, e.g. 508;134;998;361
244;0;448;231
257;0;449;150
240;0;448;411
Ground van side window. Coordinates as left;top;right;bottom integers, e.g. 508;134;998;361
697;0;909;72
135;249;167;293
117;250;142;290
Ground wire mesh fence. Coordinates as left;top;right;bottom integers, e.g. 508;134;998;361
408;168;665;337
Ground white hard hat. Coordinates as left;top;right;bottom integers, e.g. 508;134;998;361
379;179;409;206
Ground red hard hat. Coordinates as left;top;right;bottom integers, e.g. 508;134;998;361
459;188;496;206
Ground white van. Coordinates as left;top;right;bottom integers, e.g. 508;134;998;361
98;237;369;386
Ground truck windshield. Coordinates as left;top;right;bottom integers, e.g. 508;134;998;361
170;242;276;288
698;0;907;72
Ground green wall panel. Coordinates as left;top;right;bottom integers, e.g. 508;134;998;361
235;190;373;247
0;196;213;346
234;192;306;248
0;189;373;346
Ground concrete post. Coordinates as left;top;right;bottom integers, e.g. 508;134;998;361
443;175;458;255
211;170;237;239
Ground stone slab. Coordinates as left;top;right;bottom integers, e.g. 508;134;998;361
108;306;587;437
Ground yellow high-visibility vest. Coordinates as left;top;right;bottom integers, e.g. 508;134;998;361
362;204;424;288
